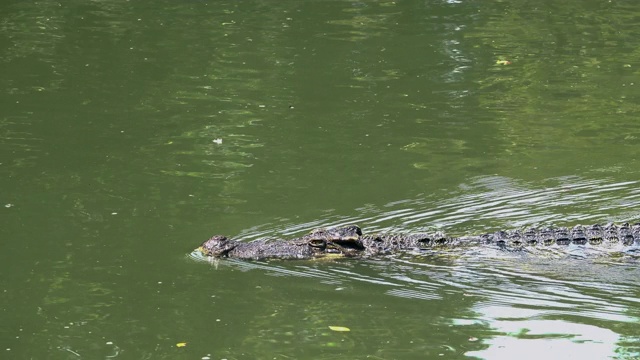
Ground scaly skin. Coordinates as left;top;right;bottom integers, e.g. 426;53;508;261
196;223;640;260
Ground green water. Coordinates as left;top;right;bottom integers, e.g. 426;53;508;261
3;0;640;359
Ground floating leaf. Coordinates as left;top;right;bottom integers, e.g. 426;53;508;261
329;326;351;332
495;60;511;65
176;342;187;347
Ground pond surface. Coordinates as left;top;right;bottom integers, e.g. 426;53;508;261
2;0;640;359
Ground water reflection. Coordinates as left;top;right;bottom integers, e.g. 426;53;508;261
200;251;640;358
205;250;640;358
465;321;620;359
456;258;640;359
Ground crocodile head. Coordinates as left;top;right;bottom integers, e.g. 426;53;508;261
198;235;238;257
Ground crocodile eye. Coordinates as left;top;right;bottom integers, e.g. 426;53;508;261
308;239;326;248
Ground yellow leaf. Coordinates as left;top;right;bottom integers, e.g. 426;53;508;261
176;342;187;347
329;326;351;332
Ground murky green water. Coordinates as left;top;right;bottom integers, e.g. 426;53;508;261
3;0;640;359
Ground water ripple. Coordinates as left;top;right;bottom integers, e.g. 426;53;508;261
230;176;640;243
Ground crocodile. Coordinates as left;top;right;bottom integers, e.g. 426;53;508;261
195;223;640;260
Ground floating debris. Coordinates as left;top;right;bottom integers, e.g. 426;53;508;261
328;326;351;332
